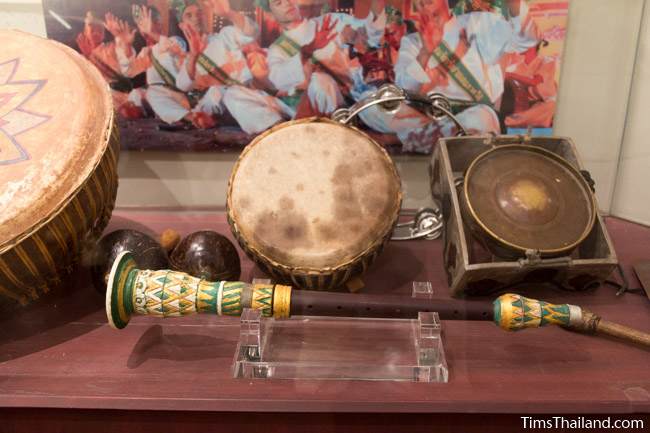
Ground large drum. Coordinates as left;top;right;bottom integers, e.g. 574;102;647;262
0;31;119;311
227;118;402;290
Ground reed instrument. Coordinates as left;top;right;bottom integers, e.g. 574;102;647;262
106;252;650;348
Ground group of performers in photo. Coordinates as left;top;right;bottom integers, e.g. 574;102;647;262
75;0;558;153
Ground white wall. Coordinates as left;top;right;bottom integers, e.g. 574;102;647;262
115;151;437;209
553;0;644;212
2;0;648;221
0;1;46;37
612;2;650;226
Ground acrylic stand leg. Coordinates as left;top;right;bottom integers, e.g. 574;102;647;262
233;279;272;378
415;311;448;382
412;281;434;299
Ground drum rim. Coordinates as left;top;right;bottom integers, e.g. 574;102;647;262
0;32;116;254
462;143;597;255
226;117;402;274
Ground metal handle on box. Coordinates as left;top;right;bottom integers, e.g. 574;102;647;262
332;84;468;137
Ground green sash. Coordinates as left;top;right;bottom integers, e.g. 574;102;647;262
452;0;509;18
430;40;492;105
278;91;303;109
197;53;242;86
152;54;177;89
91;54;133;92
272;32;348;90
273;33;302;58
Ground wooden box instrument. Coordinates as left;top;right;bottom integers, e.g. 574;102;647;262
0;30;119;311
430;135;617;297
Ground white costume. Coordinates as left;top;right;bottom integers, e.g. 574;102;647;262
129;36;190;124
176;19;293;134
267;10;386;114
362;1;538;152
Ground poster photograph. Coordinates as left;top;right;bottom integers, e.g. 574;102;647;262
42;0;569;153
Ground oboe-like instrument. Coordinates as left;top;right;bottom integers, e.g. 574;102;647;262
106;252;650;348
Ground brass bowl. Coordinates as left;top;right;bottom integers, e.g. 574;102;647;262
462;144;596;258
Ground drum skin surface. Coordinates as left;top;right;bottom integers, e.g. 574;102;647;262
228;118;401;290
463;145;595;257
0;30;119;310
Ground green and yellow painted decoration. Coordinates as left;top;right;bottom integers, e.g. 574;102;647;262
493;293;580;332
106;252;291;329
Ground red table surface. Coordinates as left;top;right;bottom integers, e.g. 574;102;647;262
0;211;648;416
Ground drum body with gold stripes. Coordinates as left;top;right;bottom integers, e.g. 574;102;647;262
0;30;119;311
227;118;401;290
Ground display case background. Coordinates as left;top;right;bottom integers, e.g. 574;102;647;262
1;0;649;226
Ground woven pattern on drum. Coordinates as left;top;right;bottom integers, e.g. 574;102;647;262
0;119;119;310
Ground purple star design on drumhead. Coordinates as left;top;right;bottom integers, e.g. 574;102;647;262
0;58;51;165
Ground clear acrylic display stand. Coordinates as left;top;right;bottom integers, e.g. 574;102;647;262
232;281;448;382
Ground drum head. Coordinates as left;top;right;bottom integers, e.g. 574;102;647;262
0;31;113;249
464;145;596;254
228;118;401;270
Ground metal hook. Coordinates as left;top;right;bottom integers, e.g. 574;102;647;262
426;92;467;136
391;208;443;241
333;84;407;125
333;85;468;137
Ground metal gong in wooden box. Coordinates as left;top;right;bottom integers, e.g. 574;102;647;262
430;135;618;297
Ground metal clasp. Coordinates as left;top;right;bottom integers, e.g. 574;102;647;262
517;250;572;267
391;208;443;241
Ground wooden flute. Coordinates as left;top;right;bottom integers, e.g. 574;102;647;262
106;252;650;348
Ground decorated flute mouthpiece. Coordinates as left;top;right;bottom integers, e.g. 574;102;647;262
105;251;291;329
493;293;583;331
